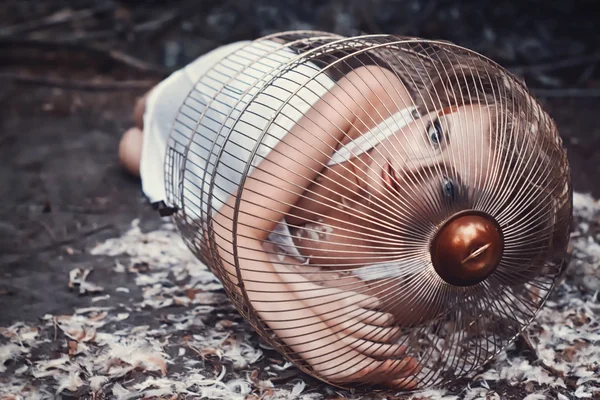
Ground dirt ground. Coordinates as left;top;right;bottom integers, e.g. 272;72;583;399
1;1;599;399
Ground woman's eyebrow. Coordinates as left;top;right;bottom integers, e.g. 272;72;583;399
437;106;458;117
404;162;458;188
438;114;452;145
439;119;467;187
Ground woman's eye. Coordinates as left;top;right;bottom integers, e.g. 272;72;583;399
428;120;443;147
442;177;455;199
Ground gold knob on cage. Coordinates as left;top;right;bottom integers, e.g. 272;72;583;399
430;210;504;286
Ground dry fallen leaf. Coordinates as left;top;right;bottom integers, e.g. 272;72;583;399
67;341;78;357
2;194;598;399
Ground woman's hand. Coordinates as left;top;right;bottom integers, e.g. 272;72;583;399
210;65;422;389
250;243;420;389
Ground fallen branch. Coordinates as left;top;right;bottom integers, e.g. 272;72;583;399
0;224;118;267
5;224;116;256
130;9;181;35
516;332;572;390
49;9;182;44
531;87;600;98
0;37;172;76
0;4;115;37
510;52;600;75
0;73;156;91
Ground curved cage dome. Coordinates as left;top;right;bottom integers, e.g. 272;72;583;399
163;31;572;391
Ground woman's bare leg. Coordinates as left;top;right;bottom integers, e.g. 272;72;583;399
118;91;151;177
119;127;143;177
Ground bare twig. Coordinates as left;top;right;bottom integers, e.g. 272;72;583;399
53;317;58;342
7;224;116;255
0;38;173;76
510;52;600;75
0;73;156;92
0;4;115;37
517;333;566;380
131;9;181;35
105;48;169;75
36;220;58;242
531;87;600;98
46;30;118;43
60;204;110;215
577;64;597;85
50;9;182;44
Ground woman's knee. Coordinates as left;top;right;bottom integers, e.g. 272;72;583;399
119;127;143;177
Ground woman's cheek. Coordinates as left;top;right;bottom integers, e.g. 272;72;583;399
403;180;439;221
365;163;386;199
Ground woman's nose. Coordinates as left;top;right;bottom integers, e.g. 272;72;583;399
395;153;439;181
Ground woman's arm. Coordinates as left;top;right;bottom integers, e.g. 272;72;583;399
210;66;379;290
214;65;413;242
208;66;419;388
287;66;412;225
219;68;373;242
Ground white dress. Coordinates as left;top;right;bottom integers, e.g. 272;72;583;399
140;39;417;280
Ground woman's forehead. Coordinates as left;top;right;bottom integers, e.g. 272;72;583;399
407;104;491;128
439;104;490;122
439;105;492;139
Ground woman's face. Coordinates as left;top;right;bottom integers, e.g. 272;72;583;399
360;104;494;229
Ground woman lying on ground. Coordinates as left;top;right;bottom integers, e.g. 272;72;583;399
117;33;570;389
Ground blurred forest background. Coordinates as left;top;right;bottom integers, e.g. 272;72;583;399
0;0;598;394
1;0;599;87
1;0;599;333
0;1;599;399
